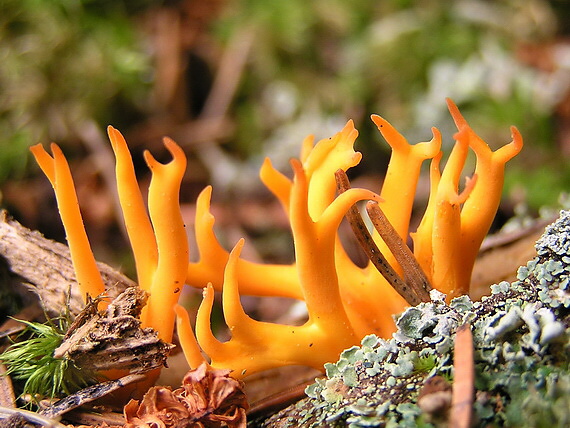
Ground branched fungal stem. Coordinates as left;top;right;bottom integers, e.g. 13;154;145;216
335;169;430;306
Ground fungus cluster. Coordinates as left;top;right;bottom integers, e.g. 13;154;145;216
272;210;569;427
30;99;522;379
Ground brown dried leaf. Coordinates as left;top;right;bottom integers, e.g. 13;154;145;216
124;387;189;428
124;363;248;428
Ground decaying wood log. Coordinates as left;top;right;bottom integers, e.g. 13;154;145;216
0;210;135;315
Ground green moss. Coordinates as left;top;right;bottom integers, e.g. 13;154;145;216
0;318;96;402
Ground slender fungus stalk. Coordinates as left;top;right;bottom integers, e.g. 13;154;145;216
371;116;441;259
143;139;188;342
30;144;106;301
174;304;208;369
108;126;158;293
447;99;523;292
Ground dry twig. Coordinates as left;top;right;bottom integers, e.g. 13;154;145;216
39;373;146;420
449;323;474;428
335;169;431;306
365;201;432;300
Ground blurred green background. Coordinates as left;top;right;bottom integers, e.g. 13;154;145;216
1;0;569;254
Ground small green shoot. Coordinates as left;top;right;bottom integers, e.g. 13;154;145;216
413;354;437;374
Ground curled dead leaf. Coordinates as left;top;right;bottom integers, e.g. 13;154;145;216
124;363;248;428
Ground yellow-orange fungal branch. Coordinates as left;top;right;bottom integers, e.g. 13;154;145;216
186;121;366;304
411;151;443;276
289;159;377;321
194;284;221;359
30;144;105;301
174;304;207;370
259;157;292;212
185;142;385;377
300;134;315;164
430;175;478;297
108;126;158;292
447;99;523;290
409;100;523;299
195;240;359;378
302;120;362;221
425;133;471;295
143;139;189;342
187;186;227;288
33;130;191;345
372;116;441;241
187;186;301;299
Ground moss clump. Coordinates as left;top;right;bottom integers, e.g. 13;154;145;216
260;210;570;427
0;319;97;402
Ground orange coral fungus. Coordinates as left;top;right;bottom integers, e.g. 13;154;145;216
31;99;522;380
412;100;522;296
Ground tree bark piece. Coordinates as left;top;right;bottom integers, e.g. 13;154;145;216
0;210;134;315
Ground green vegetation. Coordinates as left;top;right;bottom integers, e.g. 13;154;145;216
0;318;96;401
0;0;151;180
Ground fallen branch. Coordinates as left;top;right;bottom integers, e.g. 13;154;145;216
40;373;146;419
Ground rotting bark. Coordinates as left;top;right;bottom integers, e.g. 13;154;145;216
0;210;134;315
54;287;174;374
